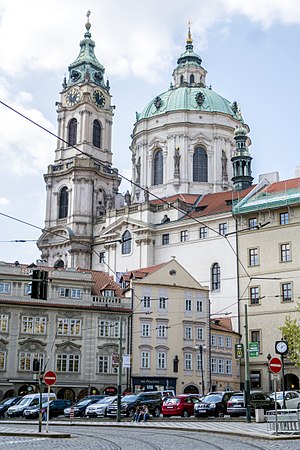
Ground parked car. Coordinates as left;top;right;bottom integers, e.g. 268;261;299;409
227;391;277;417
0;396;22;417
24;399;71;419
85;396;117;417
194;391;238;417
7;393;56;418
162;395;200;417
64;395;106;417
106;392;162;418
270;391;300;409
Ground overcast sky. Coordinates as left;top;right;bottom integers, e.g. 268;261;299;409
1;0;300;264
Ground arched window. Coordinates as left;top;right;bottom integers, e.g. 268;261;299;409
180;75;184;85
68;118;77;146
121;230;131;255
211;263;220;291
190;74;195;84
54;260;65;269
153;149;163;186
59;187;68;219
193;146;208;182
93;120;101;148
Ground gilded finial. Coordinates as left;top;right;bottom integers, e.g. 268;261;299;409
187;19;193;44
85;10;91;32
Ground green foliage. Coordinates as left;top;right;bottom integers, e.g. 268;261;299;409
279;313;300;367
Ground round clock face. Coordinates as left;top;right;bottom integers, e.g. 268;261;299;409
65;88;81;107
93;90;105;108
275;340;288;354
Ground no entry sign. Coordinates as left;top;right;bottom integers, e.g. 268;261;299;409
268;356;282;374
44;370;57;386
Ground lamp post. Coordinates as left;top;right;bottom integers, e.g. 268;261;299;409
195;344;205;396
267;353;272;392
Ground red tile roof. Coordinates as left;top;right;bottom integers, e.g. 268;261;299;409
150;193;200;206
121;262;167;282
260;177;300;194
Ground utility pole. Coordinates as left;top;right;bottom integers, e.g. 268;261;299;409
244;304;251;423
116;316;123;422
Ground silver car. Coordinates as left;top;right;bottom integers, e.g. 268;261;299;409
85;396;116;418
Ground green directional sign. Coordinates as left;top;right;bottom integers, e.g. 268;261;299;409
249;342;259;357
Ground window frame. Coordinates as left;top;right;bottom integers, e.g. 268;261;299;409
199;226;208;239
249;247;259;266
280;242;291;262
281;282;293;302
180;230;189;242
211;263;221;291
56;353;80;373
162;233;170;245
249;286;260;305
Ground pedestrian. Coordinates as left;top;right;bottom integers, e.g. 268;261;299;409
138;405;149;422
132;406;140;422
42;408;47;421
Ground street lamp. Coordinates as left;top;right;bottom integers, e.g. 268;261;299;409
267;353;272;392
195;344;206;396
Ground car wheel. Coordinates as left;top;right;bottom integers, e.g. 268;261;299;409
182;410;189;418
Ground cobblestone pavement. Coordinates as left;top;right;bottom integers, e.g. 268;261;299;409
1;421;300;449
0;424;300;450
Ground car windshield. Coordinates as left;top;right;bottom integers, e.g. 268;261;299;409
17;398;34;406
0;398;15;405
98;396;116;404
76;399;91;406
272;393;283;400
164;398;180;404
203;394;222;403
230;395;243;401
121;395;137;403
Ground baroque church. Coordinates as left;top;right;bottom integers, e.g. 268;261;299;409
37;15;254;323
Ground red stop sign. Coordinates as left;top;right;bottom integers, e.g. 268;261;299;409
44;370;57;386
269;357;282;374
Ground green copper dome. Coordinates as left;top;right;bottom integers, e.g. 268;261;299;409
65;11;107;89
137;86;241;121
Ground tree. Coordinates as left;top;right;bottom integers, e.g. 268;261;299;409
279;312;300;367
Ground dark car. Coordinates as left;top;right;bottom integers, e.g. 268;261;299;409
64;395;106;417
106;392;162;418
227;391;277;417
194;391;238;417
0;396;22;418
24;399;72;419
162;395;200;417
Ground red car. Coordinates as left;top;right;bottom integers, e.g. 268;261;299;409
162;395;200;417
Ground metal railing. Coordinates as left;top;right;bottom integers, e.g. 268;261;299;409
267;409;300;434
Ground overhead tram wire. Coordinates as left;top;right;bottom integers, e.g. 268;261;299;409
0;99;252;281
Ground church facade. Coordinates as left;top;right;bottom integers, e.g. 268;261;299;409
37;17;254;326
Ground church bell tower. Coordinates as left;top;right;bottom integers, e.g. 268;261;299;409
37;12;121;269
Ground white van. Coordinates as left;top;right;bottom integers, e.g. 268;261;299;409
7;392;56;418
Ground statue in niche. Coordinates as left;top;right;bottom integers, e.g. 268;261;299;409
124;191;131;206
221;150;228;181
174;147;181;178
106;194;113;210
136;157;141;184
144;187;149;203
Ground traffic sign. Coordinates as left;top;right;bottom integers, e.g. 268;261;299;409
43;370;57;386
269;356;282;374
249;342;259;357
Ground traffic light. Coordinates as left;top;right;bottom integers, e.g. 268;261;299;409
29;270;48;300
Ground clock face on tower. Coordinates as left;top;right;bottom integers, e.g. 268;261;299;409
65;88;81;107
93;89;106;108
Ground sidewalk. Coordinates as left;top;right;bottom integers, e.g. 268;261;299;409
1;418;300;440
